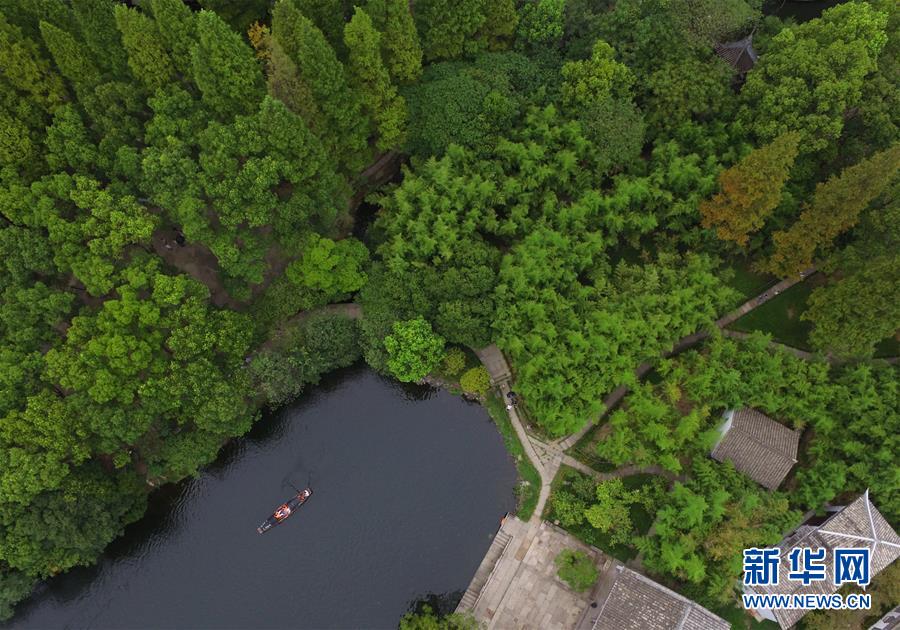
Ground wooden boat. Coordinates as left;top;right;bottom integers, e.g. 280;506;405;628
257;487;312;534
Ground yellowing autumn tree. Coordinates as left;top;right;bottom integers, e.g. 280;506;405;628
700;132;800;247
763;143;900;276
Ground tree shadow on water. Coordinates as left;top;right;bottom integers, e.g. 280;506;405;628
404;590;465;617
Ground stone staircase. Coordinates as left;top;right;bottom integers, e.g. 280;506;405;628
456;529;514;612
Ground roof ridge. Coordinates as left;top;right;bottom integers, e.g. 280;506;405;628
674;604;691;630
816;493;900;548
730;412;798;460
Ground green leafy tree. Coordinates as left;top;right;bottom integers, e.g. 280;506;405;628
7;174;157;296
114;4;175;92
517;0;565;48
739;2;889;152
561;40;634;109
459;366;490;396
414;0;486;61
344;7;407;150
550;490;588;527
43;104;98;173
143;95;347;289
399;606;478;630
384;317;445;382
403;53;538;157
667;0;758;47
250;315;361;406
441;348;467;378
364;0;423;83
700;132;801;247
284;235;368;297
803;255;899;359
191;10;265;119
800;194;900;359
583;479;639;546
0;465;145;578
479;0;518;51
554;549;598;592
577;97;646;175
642;55;735;139
0;568;34;621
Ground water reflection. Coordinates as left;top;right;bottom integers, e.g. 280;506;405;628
11;365;517;629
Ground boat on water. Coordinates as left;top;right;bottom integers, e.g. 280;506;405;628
257;487;312;534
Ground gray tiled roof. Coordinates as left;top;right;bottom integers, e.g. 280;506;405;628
751;492;900;629
714;35;759;73
593;566;729;630
711;408;800;490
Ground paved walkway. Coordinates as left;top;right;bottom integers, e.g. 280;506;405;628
457;517;619;629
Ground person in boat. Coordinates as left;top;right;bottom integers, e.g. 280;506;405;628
275;504;290;520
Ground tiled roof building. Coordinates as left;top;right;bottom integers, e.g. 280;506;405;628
592;566;730;630
711;408;800;490
714;34;759;73
747;491;900;628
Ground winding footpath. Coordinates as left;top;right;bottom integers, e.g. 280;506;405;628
456;270;897;618
556;267;819;451
282;267;896;516
470;270;824;516
474;265;895;519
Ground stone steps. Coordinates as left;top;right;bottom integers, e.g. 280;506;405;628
456;529;514;612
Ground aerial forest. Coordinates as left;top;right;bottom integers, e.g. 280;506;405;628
0;0;897;620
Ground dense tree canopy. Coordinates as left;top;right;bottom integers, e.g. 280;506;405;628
0;0;897;625
739;2;888;152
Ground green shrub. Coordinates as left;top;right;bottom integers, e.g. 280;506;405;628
554;549;598;592
442;347;467;377
384;317;445;382
459;366;490;396
249;315;361;405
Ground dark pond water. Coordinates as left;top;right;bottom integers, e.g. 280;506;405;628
10;365;517;630
765;0;847;21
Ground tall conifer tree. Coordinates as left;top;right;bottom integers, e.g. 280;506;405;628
700;132;800;247
0;12;67;114
764;143;900;275
271;0;369;171
114;5;175;92
149;0;196;76
364;0;423;83
190;10;265;120
344;7;407;151
291;0;348;58
39;20;101;92
71;0;130;78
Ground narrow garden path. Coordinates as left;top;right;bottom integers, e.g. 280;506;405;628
557;267;819;451
270;268;895;516
475;345;557;524
560;456;680;484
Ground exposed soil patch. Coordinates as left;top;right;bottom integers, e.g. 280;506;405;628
151;228;241;309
